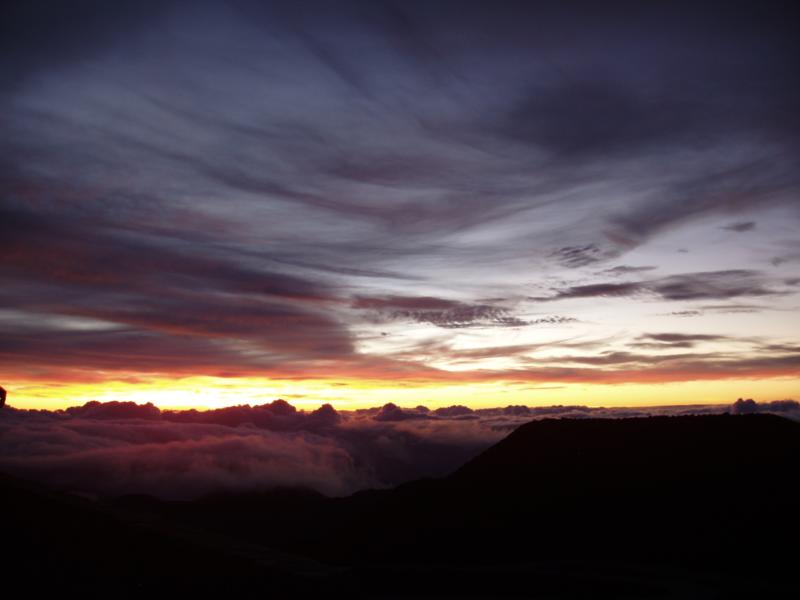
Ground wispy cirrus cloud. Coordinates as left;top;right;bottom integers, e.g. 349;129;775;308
722;221;756;233
537;270;784;302
352;295;528;329
0;1;798;393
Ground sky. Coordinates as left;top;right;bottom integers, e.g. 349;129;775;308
1;1;798;410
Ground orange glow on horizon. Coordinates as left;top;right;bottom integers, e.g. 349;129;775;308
4;374;798;412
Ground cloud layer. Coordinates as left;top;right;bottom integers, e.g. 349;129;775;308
2;398;797;499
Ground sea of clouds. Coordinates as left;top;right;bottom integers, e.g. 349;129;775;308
1;398;797;499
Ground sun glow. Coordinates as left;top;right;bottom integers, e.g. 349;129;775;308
5;375;798;412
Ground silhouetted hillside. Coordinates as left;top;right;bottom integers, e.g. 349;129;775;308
455;413;799;482
157;414;800;595
3;414;798;598
0;471;328;597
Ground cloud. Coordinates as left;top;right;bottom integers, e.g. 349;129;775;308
633;333;729;349
550;244;605;268
0;204;334;302
1;421;365;498
722;221;756;232
3;398;796;500
539;270;783;302
699;304;765;314
0;1;797;389
642;333;724;342
607;154;799;245
65;400;162;420
497;78;708;159
373;402;427;422
432;405;474;418
352;295;527;329
529;316;579;326
600;265;657;276
730;398;800;417
0;1;175;90
650;272;782;301
0;400;515;498
0;202;357;378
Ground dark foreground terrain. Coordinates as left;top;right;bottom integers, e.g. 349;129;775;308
3;414;799;598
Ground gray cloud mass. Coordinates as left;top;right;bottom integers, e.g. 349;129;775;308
0;1;798;386
1;398;797;499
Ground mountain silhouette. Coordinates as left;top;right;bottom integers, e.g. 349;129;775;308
3;414;798;598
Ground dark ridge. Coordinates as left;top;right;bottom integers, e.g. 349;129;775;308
452;413;799;483
0;471;327;596
3;414;798;597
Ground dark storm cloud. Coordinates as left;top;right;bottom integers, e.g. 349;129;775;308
540;270;783;302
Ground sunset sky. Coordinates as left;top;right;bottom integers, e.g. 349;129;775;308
2;1;798;410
